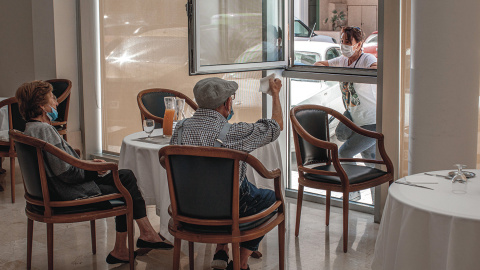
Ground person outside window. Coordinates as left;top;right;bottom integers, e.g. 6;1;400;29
314;26;377;201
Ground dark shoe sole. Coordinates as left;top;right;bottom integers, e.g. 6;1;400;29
106;251;137;264
136;238;174;250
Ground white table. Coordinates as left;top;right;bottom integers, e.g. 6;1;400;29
372;170;480;270
118;129;284;242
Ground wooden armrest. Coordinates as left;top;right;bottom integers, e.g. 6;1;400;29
43;143;118;171
244;154;280;179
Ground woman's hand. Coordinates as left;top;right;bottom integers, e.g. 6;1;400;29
314;61;329;66
93;159;109;175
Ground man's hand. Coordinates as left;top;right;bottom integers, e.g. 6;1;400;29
93;159;109;175
269;78;282;96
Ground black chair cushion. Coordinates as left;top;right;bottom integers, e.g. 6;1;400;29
294;109;330;165
179;211;277;234
141;92;175;129
29;199;125;215
304;164;387;185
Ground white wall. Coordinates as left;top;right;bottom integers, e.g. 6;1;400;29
0;0;83;150
0;0;35;96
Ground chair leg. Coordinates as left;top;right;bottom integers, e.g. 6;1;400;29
232;242;241;270
189;241;194;270
47;223;53;270
278;220;285;270
326;190;331;226
389;180;394;186
295;185;304;237
90;220;96;254
173;238;182;270
10;157;15;203
126;213;134;270
343;192;349;253
27;219;33;270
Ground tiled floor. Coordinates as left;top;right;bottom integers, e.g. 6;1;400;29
0;160;379;269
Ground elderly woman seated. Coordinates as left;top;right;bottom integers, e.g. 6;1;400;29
15;80;173;264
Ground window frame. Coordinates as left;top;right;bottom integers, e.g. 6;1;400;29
187;0;288;75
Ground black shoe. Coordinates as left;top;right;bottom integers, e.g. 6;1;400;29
136;238;174;250
211;249;229;269
225;261;250;270
106;251;138;264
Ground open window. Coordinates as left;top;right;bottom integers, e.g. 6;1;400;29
187;0;286;74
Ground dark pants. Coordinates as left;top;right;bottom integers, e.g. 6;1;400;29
238;179;276;251
94;169;147;232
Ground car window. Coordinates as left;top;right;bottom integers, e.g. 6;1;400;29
294;21;310;37
366;34;378;44
294;51;320;65
326;48;340;60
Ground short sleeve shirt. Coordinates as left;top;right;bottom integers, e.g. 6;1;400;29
328;53;377;126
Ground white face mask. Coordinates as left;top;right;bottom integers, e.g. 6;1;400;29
341;44;357;58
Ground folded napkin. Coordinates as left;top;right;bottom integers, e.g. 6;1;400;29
259;73;275;95
405;175;438;184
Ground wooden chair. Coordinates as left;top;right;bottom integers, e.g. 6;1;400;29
290;105;394;253
46;79;72;141
137;88;198;129
159;145;285;270
10;130;135;270
0;97;27;203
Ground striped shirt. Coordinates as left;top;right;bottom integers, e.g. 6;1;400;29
170;108;280;185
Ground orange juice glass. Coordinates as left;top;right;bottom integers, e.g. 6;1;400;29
163;97;176;136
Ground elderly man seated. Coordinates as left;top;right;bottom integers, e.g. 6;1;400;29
170;77;283;270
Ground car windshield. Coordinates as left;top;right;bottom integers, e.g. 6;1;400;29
294;20;311;37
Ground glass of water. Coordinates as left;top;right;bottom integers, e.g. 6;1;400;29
451;164;468;194
143;119;155;137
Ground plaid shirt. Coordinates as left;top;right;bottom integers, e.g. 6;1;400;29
170;108;281;185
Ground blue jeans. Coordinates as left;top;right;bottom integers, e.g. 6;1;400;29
237;179;276;251
338;124;377;161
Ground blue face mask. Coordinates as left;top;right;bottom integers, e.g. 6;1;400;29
226;106;234;121
46;106;58;122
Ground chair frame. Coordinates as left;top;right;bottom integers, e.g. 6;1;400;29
0;97;20;203
290;105;394;253
137;88;198;126
10;130;135;270
159;145;285;270
46;79;72;141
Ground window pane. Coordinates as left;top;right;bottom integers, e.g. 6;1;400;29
289;79;378;205
293;0;378;68
193;0;285;73
100;0;263;153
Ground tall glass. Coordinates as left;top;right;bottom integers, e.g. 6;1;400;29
163;97;176;136
173;98;185;131
451;164;468;194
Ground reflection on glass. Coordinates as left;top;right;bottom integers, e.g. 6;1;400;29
197;1;283;66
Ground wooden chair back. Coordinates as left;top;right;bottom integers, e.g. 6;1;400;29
137;88;198;128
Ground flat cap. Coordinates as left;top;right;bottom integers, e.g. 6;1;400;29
193;78;238;109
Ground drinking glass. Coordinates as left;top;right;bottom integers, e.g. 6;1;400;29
451;164;468;194
143;119;155;137
173;98;185;130
163;97;176;136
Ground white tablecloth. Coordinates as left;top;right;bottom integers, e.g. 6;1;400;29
118;129;284;242
372;170;480;270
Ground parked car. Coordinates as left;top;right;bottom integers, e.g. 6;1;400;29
294;18;337;44
294;40;340;65
364;31;378;58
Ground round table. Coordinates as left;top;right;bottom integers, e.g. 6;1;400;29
372;170;480;270
118;129;284;242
